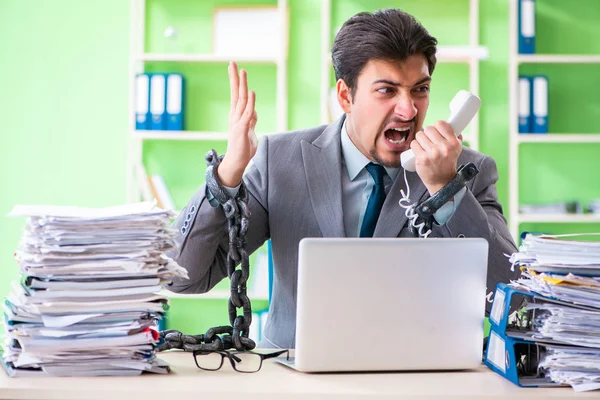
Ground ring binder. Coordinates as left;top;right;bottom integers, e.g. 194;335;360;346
485;283;566;387
485;283;600;388
518;0;536;54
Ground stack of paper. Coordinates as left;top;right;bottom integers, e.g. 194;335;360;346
508;233;600;391
1;202;188;377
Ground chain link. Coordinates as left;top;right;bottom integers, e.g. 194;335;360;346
158;149;255;353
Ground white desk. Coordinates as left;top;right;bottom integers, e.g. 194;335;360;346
0;351;596;399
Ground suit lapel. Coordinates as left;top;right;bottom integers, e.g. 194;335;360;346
374;170;429;237
301;118;345;237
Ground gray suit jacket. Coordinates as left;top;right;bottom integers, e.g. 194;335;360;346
168;117;518;349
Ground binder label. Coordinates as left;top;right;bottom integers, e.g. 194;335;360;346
167;74;182;114
488;331;507;373
490;288;506;325
521;0;535;38
135;75;149;115
533;76;548;117
150;74;166;115
518;78;530;118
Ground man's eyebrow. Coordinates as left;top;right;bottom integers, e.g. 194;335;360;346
372;76;431;87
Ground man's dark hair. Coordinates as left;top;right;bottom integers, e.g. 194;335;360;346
331;8;438;98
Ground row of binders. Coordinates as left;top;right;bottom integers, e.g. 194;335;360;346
485;233;600;392
136;73;184;131
518;0;536;54
518;75;548;133
1;202;188;377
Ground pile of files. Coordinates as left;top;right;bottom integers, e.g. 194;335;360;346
485;233;600;392
1;202;188;377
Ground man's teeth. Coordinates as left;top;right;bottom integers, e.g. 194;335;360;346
386;127;409;144
386;136;406;144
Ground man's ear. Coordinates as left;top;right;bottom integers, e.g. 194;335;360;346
336;79;352;113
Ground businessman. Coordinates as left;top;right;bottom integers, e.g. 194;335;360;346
169;8;518;349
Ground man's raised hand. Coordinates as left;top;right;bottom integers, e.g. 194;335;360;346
217;61;258;187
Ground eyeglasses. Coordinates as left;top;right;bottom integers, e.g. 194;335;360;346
192;349;289;373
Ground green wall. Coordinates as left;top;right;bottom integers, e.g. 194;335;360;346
2;0;599;335
0;0;130;328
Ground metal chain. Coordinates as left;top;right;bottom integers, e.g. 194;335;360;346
157;149;255;353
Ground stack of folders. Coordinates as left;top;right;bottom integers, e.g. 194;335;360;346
485;233;600;392
1;202;189;377
135;73;184;131
518;75;548;133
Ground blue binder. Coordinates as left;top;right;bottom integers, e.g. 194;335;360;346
532;75;548;133
150;73;167;130
518;76;533;133
518;0;536;54
486;283;596;335
485;329;566;388
484;283;594;388
135;73;151;130
166;73;184;131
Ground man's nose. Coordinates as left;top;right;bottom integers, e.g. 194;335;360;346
394;94;417;121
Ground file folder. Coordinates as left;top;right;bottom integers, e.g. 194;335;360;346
518;76;533;133
485;328;566;388
518;0;535;54
135;73;151;130
484;283;597;388
150;74;167;130
488;283;598;336
166;73;184;131
532;75;548;133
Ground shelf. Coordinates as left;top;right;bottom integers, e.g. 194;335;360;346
132;131;270;141
139;53;280;64
435;45;489;62
326;45;489;66
517;54;600;64
516;134;600;143
160;288;269;301
133;131;227;141
517;214;600;223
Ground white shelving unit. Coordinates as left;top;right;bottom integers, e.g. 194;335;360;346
507;0;600;240
319;0;487;151
127;0;289;203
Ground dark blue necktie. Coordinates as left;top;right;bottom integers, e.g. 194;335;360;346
359;163;387;237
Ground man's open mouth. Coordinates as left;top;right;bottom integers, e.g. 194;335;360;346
384;126;411;145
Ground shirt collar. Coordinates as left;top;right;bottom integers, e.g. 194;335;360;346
341;119;400;182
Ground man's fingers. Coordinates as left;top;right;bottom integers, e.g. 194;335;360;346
416;128;436;153
434;120;457;141
235;69;249;118
249;110;258;131
410;136;425;156
423;125;445;146
229;62;239;112
243;90;256;124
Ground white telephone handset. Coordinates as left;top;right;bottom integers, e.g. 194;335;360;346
400;90;481;172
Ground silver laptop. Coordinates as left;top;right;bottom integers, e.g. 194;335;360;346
277;237;489;372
